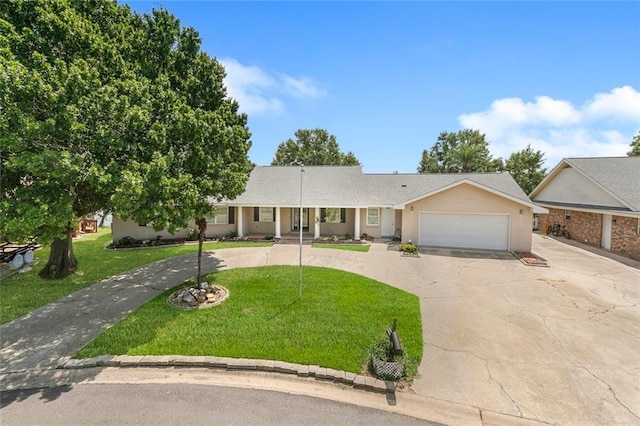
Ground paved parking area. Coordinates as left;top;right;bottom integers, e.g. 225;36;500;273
353;235;640;425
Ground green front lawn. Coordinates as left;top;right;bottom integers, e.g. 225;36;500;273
0;228;273;324
311;243;371;252
76;265;422;374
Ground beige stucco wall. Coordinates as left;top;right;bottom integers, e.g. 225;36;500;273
319;208;355;237
112;216;238;242
111;217;191;242
358;208;382;238
401;183;533;251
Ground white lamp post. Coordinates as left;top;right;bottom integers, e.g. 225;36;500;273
299;164;304;299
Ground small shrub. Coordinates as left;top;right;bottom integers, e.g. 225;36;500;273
187;228;199;241
399;243;417;254
227;231;238;240
344;233;353;240
264;235;274;241
116;236;136;247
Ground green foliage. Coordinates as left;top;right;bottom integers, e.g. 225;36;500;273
187;228;199;241
399;243;418;254
504;144;547;194
0;1;252;277
418;129;502;173
75;266;423;374
117;236;137;247
628;131;640;157
344;232;353;240
271;129;360;166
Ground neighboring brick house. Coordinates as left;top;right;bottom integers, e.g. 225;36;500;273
530;157;640;261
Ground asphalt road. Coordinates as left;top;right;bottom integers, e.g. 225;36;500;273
1;383;440;425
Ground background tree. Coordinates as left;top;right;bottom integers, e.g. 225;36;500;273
1;1;252;280
418;129;501;173
628;131;640;156
504;145;547;194
271;129;360;166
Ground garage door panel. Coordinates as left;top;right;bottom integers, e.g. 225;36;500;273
419;213;509;250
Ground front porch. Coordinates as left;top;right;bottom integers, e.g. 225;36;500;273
234;206;399;241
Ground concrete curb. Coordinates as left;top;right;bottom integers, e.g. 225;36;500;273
58;355;396;395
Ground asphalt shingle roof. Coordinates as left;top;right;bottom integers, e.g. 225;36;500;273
564;157;640;211
228;166;533;207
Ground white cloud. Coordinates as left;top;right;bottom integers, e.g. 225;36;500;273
281;74;326;98
457;86;639;168
219;58;325;115
584;85;640;122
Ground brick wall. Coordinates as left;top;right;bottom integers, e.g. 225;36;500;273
612;216;640;261
538;208;640;261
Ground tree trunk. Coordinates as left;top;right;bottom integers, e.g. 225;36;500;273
39;228;77;279
98;210;110;227
196;217;207;285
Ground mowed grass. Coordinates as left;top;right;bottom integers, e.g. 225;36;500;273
0;228;273;324
76;265;423;374
311;243;370;252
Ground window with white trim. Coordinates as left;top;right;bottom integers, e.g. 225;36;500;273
259;207;273;222
324;208;341;223
637;218;640;235
565;210;571;220
207;207;228;225
367;208;380;226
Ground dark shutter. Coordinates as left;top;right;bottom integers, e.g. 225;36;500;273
273;208;276;222
340;208;346;223
228;207;235;224
320;208;326;222
254;207;259;222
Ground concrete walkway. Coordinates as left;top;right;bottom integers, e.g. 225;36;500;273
1;235;639;425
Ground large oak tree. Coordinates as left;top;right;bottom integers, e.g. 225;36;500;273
1;0;252;280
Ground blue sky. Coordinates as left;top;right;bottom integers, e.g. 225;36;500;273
127;1;640;173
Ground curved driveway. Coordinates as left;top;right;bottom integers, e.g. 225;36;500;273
1;234;639;425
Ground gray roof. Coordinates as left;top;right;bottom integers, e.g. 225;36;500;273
564;157;640;211
227;166;533;208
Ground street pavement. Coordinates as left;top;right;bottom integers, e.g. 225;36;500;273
1;234;638;425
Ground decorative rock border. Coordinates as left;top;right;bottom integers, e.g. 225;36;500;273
57;355;396;394
166;284;229;310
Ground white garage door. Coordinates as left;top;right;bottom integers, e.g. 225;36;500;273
419;212;510;250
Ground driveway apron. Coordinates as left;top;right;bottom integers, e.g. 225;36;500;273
1;234;638;425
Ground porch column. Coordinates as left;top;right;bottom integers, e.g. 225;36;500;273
314;207;320;239
237;206;243;237
275;207;281;238
354;207;361;240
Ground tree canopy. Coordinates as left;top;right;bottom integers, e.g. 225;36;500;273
503;145;546;195
271;129;360;166
1;0;252;278
628;131;640;156
417;129;502;173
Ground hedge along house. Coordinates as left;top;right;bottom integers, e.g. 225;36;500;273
112;166;539;252
530;157;640;261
